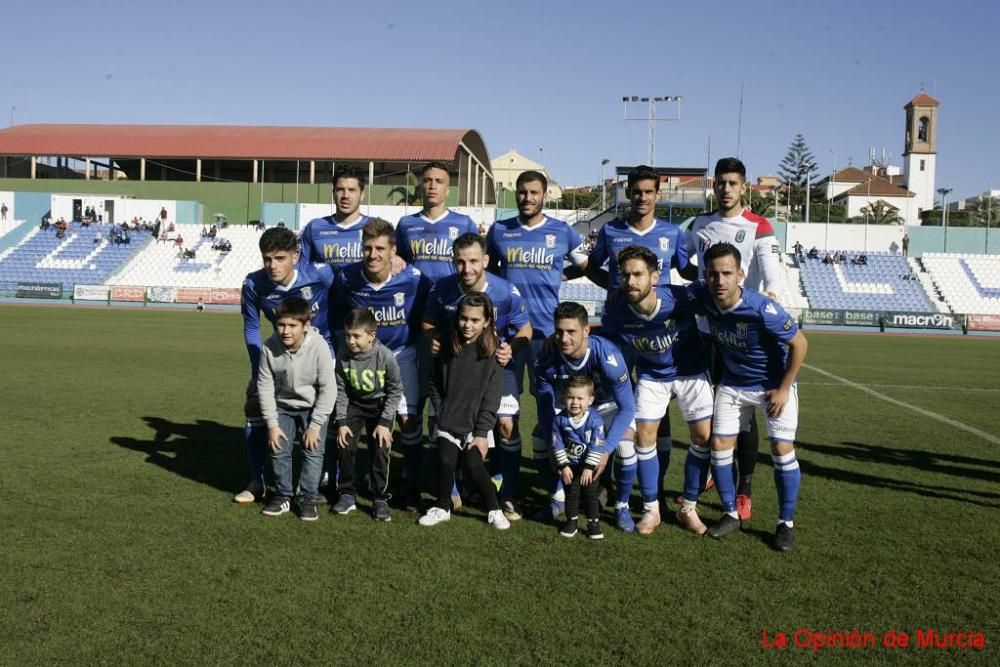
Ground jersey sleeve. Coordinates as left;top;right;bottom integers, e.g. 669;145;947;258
412;271;432;328
241;277;263;378
486;225;503;274
550;416;570;468
298;223;314;265
566;225;588;268
506;285;530;334
584;419;607;469
671;226;690;273
753;236;783;296
599;341;635;448
395;221;413;264
587;227;609;269
759;298;798;344
329;271;349;339
533;355;557;443
423;283;443;326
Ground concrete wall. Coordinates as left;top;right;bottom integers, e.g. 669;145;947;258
783;221;999;255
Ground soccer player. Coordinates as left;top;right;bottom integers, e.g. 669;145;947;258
601;246;713;535
330;218;431;511
534;302;636;530
422;233;532;519
682;157;784;522
233;227;336;504
586;164;691;499
396;161;479;282
692;242;807;551
299;165;370;270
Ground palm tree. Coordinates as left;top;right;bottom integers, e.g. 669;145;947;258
860;200;902;225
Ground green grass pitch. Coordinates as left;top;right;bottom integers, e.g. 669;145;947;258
1;305;997;665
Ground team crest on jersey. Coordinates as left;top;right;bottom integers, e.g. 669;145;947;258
394;292;405;307
448;226;459;240
659;237;670;251
735;230;746;243
301;286;313;300
736;322;748;337
545;234;556;248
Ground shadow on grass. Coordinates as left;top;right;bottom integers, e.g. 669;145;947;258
110;416;245;494
796;439;1000;509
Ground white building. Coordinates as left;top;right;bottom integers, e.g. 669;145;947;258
818;92;939;225
490;149;562;202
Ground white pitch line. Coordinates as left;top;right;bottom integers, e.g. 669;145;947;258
803;363;1000;445
799;381;1000;394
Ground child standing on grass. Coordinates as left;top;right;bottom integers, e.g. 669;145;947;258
257;297;337;521
418;292;509;530
552;375;608;540
331;308;403;522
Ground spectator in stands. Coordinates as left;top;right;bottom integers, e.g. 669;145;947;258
852;254;867;265
160;207;168;224
277;219;286;229
902;234;910;256
168;222;175;232
175;234;184;248
1;202;7;221
40;215;51;230
255;220;265;231
808;246;818;259
838;252;847;263
889;240;899;255
94;229;102;244
183;248;196;261
822;252;833;264
792;240;803;259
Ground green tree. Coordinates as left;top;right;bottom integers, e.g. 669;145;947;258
778;134;819;216
859;200;902;225
746;189;775;217
557;188;600;210
968;194;1000;227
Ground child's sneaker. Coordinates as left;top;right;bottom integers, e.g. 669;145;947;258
487;509;511;530
261;495;291;517
586;519;604;540
559;518;579;538
299;499;319;522
331;494;356;515
418;507;451;526
232;480;264;504
501;499;522;521
373;499;391;522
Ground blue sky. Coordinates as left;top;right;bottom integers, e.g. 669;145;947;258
2;0;996;198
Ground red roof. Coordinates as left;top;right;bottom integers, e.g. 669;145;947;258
906;92;940;107
0;124;485;162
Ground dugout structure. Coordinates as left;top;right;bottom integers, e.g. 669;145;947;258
0;124;495;225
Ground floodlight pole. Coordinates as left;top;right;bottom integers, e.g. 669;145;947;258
623;95;682;167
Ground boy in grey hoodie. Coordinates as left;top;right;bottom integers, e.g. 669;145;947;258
257;297;337;521
332;308;403;521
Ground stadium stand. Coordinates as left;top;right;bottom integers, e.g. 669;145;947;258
778;255;810;311
798;250;934;312
0;222;151;292
109;224;262;288
921;253;1000;315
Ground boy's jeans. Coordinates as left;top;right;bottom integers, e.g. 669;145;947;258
269;408;327;502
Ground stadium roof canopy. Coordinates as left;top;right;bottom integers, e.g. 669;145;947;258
0;124;489;163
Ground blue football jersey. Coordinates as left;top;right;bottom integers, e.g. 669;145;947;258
552;409;608;469
423;275;530;343
534;335;635;449
298;215;370;269
332;263;431;352
687;281;799;390
396;210;478;283
241;262;336;376
487;216;588;338
601;286;708;381
588;218;689;291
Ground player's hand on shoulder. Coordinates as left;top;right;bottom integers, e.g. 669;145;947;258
390;255;406;275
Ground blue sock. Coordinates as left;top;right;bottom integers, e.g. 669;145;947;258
244;421;267;485
712;448;737;514
401;429;423;493
683;444;711;502
635;444;659;504
656;436;671;497
614;440;637;506
772;450;801;524
498;437;521;500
